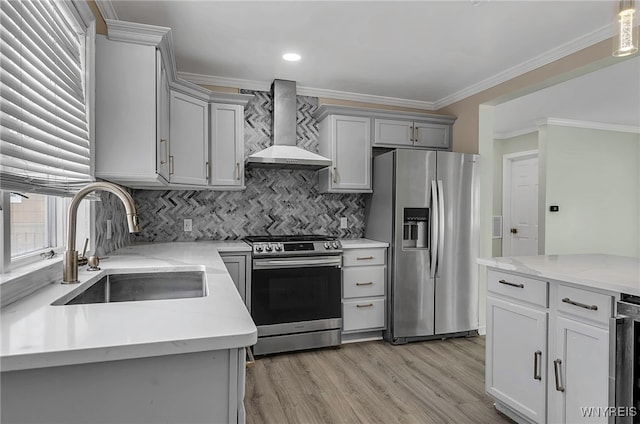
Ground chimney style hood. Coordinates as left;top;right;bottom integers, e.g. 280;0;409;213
247;80;332;170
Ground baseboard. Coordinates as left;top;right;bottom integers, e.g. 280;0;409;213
478;325;487;336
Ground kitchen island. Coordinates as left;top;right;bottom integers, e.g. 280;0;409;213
479;254;640;424
1;242;257;424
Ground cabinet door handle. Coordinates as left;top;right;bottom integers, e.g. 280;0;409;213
169;155;174;175
562;297;598;311
356;303;374;308
206;161;210;179
415;127;419;142
236;162;241;180
332;167;337;184
410;126;414;142
160;139;168;164
356;256;374;261
498;279;524;288
553;359;565;392
356;282;373;286
533;350;542;381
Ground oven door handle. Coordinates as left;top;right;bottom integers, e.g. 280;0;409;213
253;256;342;270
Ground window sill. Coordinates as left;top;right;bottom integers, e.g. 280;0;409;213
0;258;62;308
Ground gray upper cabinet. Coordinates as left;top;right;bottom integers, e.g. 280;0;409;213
209;103;245;190
317;114;372;193
373;118;452;150
95;20;253;191
95;33;171;188
169;90;209;186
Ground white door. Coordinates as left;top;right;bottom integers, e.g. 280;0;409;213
503;151;538;256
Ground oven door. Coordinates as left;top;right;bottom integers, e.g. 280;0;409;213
251;255;342;329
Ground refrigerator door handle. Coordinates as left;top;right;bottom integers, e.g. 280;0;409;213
437;180;445;277
430;180;439;278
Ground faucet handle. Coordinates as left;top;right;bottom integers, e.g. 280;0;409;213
77;238;89;265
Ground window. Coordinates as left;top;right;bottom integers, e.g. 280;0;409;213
0;1;95;273
1;191;90;271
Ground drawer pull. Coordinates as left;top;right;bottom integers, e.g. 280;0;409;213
356;282;373;286
533;350;542;381
356;256;374;261
553;359;565;392
356;303;374;308
562;297;598;311
498;279;524;288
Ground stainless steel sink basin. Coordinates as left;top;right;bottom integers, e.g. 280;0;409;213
53;271;206;305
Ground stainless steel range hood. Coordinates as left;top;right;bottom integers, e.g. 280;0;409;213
247;79;332;170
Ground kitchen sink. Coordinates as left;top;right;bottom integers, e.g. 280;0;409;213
52;271;207;305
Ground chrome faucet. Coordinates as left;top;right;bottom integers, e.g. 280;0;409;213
63;182;140;283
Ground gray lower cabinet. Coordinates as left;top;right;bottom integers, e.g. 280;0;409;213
221;253;250;302
341;247;387;339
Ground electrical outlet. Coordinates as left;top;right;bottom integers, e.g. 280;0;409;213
340;217;348;229
106;219;112;240
184;219;193;232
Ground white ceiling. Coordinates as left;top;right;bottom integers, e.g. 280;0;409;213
106;0;621;110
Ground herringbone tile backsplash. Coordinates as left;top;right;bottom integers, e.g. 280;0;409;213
130;90;366;242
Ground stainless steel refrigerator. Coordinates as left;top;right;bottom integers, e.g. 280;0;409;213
365;149;479;344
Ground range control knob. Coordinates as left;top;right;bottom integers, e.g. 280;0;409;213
331;241;339;249
324;242;331;249
255;245;263;252
274;244;282;251
265;244;273;252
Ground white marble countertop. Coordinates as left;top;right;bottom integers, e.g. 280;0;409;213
1;242;257;372
478;254;640;295
340;238;389;249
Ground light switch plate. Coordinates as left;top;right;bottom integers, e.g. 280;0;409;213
184;219;193;232
340;217;348;229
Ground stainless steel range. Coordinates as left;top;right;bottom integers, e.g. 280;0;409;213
245;235;343;355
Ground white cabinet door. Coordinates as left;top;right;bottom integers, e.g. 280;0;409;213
156;52;170;182
413;122;450;149
169;91;209;185
549;316;609;424
318;115;371;193
486;295;547;423
374;119;413;146
210;103;244;188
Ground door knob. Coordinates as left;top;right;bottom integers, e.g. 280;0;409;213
510;228;518;234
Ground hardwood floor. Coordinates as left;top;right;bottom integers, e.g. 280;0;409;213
245;336;513;424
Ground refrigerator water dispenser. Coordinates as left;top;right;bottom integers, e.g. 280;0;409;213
403;208;429;249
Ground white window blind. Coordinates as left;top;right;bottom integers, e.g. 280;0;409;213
0;0;92;196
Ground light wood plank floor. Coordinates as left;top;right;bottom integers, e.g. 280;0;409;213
245;336;513;424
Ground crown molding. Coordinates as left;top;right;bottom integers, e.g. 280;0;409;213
493;126;538;140
178;72;271;92
296;86;434;110
94;0;118;21
433;24;615;109
539;118;640;134
178;72;435;109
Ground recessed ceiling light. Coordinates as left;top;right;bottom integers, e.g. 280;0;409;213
282;53;301;62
